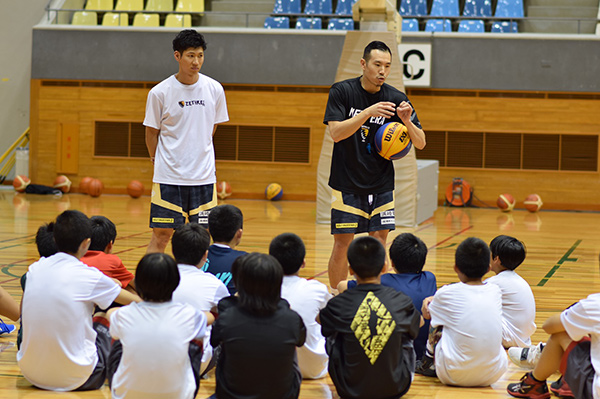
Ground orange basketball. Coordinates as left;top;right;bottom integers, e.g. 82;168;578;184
524;194;543;213
79;176;93;194
127;180;144;198
12;175;30;193
497;193;516;212
216;181;232;199
88;178;104;198
53;175;72;193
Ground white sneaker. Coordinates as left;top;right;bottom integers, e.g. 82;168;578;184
508;342;545;369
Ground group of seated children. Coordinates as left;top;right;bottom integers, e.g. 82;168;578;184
12;205;600;399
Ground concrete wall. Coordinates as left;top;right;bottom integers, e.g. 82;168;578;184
0;0;49;173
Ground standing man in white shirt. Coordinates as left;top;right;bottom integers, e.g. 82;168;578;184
144;29;229;253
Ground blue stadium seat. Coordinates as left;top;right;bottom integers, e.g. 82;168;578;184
458;19;485;32
304;0;332;15
399;0;428;16
296;17;322;29
327;18;354;30
335;0;357;15
462;0;491;17
430;0;459;17
264;16;290;28
491;21;518;32
425;19;452;32
402;18;420;31
495;0;524;18
273;0;301;14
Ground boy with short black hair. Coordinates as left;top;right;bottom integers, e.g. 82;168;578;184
108;253;213;399
171;223;229;375
203;204;246;294
319;236;421;399
339;232;436;359
418;237;507;387
81;216;136;293
269;232;332;379
17;210;139;391
485;235;536;348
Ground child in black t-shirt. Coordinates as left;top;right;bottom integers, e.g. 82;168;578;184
318;236;421;399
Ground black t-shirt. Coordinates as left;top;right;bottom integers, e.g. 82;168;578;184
319;284;420;399
323;77;422;195
211;297;306;399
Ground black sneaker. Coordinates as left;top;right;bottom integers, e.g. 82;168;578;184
550;376;574;399
415;354;436;377
507;372;550;399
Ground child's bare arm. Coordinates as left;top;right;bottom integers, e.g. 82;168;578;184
337;280;349;293
114;289;141;305
0;285;20;321
204;311;215;326
421;296;434;320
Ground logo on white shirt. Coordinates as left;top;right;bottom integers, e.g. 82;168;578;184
178;100;206;108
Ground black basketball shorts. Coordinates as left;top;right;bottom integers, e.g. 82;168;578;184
330;189;396;235
149;183;217;229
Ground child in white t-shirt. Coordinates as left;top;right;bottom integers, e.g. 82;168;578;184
485;235;536;348
108;253;214;399
171;223;229;375
269;232;332;379
418;237;507;387
507;293;600;399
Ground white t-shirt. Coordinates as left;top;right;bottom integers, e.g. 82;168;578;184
172;264;229;369
17;252;121;391
561;293;600;399
281;275;332;379
110;301;207;399
485;270;536;348
143;73;229;186
429;282;507;387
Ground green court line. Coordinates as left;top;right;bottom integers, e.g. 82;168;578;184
1;265;23;278
537;239;581;286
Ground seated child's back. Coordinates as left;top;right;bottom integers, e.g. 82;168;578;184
485;235;536;348
427;237;507;387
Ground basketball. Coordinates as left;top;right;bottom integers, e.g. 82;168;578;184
496;193;516;212
79;176;93;194
53;175;72;193
374;122;412;160
88;178;104;198
127;180;144;198
524;194;543;212
265;183;283;201
216;181;232;199
12;175;30;193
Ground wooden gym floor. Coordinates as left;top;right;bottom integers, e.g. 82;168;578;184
1;186;599;398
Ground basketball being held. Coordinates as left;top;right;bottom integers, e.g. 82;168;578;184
374;122;412;160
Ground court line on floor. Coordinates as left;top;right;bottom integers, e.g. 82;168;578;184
307;225;473;281
537;239;581;287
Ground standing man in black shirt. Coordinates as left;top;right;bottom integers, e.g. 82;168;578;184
323;40;426;289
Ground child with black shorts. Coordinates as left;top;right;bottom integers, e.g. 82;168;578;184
507;294;600;399
108;253;214;399
319;236;421;399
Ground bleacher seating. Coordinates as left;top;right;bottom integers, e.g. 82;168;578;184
273;0;301;14
491;21;518;32
133;12;160;26
72;11;98;25
399;0;428;16
458;19;485;32
402;18;420;31
425;18;452;31
115;0;144;11
296;17;322;29
146;0;173;12
175;0;204;13
85;0;113;11
165;13;192;27
327;18;354;30
304;0;332;15
462;0;491;17
334;0;357;15
264;16;290;28
430;0;459;17
102;12;129;25
495;0;524;18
